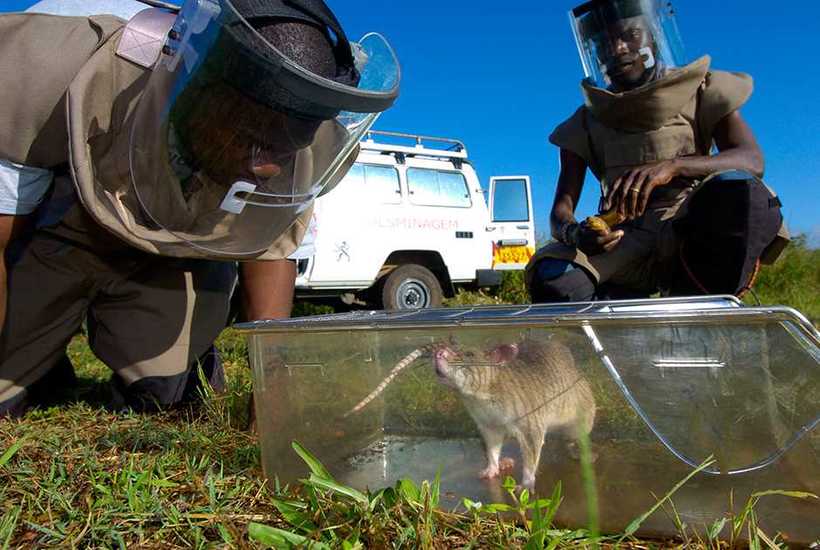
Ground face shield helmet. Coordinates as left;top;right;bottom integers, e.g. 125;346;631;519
129;0;400;257
570;0;686;92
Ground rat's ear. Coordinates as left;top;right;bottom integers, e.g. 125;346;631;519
486;343;519;364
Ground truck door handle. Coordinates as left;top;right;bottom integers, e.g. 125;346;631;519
516;225;530;230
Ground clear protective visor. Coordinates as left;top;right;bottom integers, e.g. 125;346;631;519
569;0;686;91
129;0;400;257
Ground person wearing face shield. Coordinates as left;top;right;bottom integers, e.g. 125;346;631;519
525;0;788;303
0;0;400;416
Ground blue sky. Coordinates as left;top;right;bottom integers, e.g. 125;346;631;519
7;0;819;245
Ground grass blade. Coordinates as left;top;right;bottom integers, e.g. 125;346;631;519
707;517;728;541
621;456;716;539
248;522;330;549
543;481;563;529
0;506;21;549
431;470;441;508
577;422;599;539
305;474;368;505
397;478;420;504
0;439;24;469
755;527;782;550
751;489;817;500
291;441;334;481
271;498;317;532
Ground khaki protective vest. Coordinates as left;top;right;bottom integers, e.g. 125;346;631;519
0;11;351;261
0;13;123;168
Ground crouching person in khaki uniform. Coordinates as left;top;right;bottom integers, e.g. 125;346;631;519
526;0;787;303
0;0;400;416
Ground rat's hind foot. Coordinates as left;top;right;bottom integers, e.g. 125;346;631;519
479;457;516;479
521;470;536;491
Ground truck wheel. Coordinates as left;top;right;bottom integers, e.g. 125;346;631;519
381;264;443;310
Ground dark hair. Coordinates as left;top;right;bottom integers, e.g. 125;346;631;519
574;0;653;37
255;19;337;79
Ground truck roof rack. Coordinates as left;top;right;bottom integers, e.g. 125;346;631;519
361;130;468;160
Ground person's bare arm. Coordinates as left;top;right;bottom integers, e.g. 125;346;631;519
552;149;623;254
607;111;764;220
0;215;31;331
240;258;298;432
677;110;764;178
550;149;585;238
239;259;297;321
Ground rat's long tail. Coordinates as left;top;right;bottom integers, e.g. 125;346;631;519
343;344;436;417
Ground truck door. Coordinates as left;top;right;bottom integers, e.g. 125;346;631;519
487;176;535;270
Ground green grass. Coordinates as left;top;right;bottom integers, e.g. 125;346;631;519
743;235;820;323
0;237;817;548
1;382;810;549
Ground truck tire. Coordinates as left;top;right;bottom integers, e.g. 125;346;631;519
381;264;443;310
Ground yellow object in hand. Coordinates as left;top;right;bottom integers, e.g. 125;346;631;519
585;209;625;234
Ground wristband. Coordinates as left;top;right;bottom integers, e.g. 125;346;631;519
559;222;580;246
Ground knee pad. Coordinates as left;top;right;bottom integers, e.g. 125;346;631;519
529;260;596;303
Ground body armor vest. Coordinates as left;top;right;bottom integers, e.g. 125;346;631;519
551;56;754;202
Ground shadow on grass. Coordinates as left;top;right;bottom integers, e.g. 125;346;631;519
23;354;113;412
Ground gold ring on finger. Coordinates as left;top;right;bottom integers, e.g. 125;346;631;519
629;188;640;193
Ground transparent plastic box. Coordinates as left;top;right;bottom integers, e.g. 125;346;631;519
237;296;820;542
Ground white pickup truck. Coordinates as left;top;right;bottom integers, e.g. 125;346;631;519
295;130;536;310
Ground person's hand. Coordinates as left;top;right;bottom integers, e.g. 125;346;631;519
606;160;679;220
564;222;624;256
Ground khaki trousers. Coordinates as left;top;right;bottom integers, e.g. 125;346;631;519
0;222;235;415
526;187;694;295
